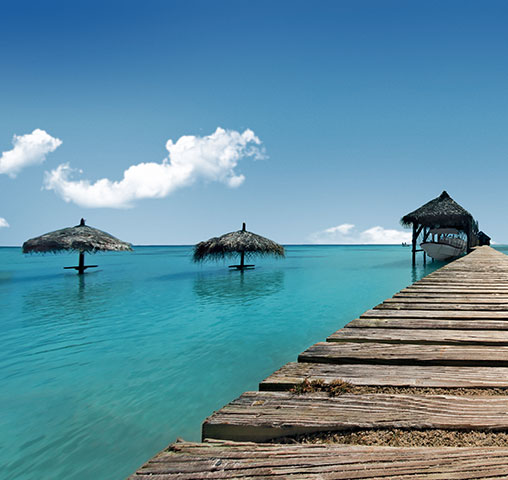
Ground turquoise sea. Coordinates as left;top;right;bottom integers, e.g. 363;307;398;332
1;245;450;479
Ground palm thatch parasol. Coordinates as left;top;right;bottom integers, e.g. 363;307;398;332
401;191;473;230
193;222;285;270
22;218;132;274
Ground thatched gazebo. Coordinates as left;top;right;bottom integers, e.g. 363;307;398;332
401;191;475;265
22;218;132;274
193;222;285;270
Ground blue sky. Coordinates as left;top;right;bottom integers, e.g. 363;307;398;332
1;0;508;245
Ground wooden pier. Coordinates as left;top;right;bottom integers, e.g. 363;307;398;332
130;246;508;479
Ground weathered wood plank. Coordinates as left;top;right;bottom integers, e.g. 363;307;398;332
401;289;508;295
423;275;508;279
326;328;508;345
417;278;508;283
129;441;508;480
376;302;508;311
434;270;508;274
203;391;508;442
260;362;508;389
347;317;508;330
298;341;508;366
388;296;508;304
420;272;508;276
394;292;508;298
417;276;508;281
407;286;508;291
361;309;508;319
423;272;508;275
422;281;508;284
412;284;508;289
406;283;508;288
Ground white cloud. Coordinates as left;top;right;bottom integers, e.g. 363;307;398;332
0;217;9;228
44;127;265;208
309;223;411;244
323;223;355;235
0;129;62;177
360;226;412;244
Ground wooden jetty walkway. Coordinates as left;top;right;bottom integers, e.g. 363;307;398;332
130;246;508;479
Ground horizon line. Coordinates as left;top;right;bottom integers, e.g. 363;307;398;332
1;244;506;248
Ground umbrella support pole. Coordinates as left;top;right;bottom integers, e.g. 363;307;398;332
64;252;98;274
229;251;255;270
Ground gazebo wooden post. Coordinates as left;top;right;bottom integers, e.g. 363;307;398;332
423;230;427;266
412;224;425;266
422;227;431;266
466;221;472;253
412;223;417;266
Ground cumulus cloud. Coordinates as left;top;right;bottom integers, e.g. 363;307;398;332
0;217;9;228
0;129;62;177
309;223;411;244
322;223;355;235
44;127;265;208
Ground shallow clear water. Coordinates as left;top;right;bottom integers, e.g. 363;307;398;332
1;245;442;479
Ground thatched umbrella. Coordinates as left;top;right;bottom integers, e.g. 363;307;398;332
193;222;285;270
22;218;132;274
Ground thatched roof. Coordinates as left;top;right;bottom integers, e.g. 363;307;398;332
22;218;132;254
401;191;473;230
193;223;285;262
